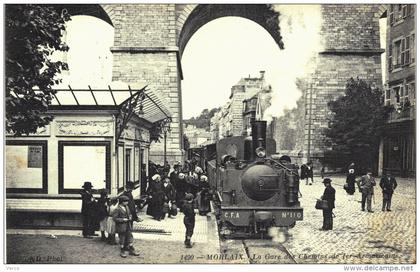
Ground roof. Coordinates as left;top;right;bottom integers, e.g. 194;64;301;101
46;83;172;124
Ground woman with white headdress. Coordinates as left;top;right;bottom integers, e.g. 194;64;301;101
197;175;211;216
146;174;165;221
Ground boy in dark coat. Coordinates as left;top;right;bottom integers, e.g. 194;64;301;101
80;181;96;238
181;193;196;248
121;181;142;222
163;177;176;218
113;195;140;258
321;178;335;231
380;171;398;211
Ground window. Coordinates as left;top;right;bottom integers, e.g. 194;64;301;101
134;147;140;183
6;140;48;193
388;43;393;71
401;36;413;66
394;86;401;104
410;82;416;105
58;141;111;194
393;39;402;68
118;144;124;190
402;4;408;18
389;4;394;25
410;33;415;64
385;89;391;105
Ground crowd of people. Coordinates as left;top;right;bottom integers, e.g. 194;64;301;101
80;158;399;256
79;159;211;257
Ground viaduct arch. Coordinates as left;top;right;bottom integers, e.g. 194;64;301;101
55;4;386;164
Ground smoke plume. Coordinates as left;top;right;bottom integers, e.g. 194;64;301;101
263;5;324;123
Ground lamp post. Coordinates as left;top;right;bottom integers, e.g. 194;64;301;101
162;119;171;166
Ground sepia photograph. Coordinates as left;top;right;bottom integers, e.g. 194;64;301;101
2;2;417;270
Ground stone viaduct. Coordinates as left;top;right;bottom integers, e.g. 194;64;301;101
60;4;386;164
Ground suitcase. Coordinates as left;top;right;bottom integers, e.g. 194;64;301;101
315;199;329;210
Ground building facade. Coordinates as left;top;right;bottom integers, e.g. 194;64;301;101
380;4;416;177
210;72;274;140
6;87;171;228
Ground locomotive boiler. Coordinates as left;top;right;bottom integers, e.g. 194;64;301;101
205;121;303;238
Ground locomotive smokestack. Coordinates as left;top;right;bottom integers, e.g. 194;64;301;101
251;120;267;158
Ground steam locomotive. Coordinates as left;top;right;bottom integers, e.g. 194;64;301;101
191;121;303;238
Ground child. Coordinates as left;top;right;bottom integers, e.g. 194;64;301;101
181;193;196;248
113;195;140;258
163;177;176;219
106;196;118;245
97;190;109;241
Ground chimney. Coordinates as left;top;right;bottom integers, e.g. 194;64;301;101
251;120;267;159
259;71;265;79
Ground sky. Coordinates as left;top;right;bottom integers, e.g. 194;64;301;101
180;17;283;119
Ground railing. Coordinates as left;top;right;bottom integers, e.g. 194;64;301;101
388;106;416;122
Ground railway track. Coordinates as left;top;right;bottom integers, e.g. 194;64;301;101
219;238;297;264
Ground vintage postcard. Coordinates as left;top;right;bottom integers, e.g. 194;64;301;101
3;2;416;270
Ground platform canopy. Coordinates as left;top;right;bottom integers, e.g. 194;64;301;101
48;82;172;124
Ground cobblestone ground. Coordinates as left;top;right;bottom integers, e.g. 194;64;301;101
6;210;220;264
284;175;416;264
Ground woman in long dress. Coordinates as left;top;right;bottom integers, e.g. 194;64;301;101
197;175;211;216
346;162;356;195
146;174;165;220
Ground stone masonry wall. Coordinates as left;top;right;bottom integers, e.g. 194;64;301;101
321;4;381;50
307;54;383;157
109;4;182;164
301;4;383;169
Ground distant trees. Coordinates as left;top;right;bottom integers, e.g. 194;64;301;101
323;78;392;173
184;107;219;130
6;5;70;135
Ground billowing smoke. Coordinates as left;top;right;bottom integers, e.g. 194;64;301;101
263;5;324;123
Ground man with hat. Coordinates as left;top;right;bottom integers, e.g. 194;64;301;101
80;181;96;238
357;170;376;212
379;170;398;212
122;181;142;222
320;178;335;231
181;193;196;248
170;161;181;183
113;195;140;258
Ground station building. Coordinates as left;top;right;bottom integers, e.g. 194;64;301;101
6;84;171;228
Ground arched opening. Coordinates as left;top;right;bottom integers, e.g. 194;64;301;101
180;16;283;146
54;14;114;88
178;4;283;58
